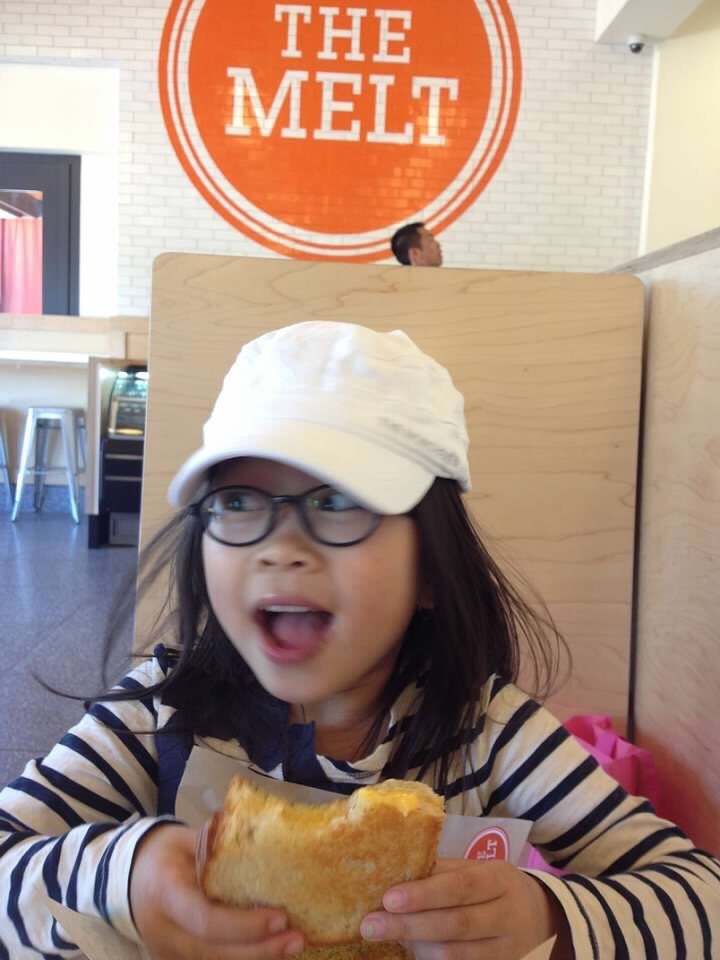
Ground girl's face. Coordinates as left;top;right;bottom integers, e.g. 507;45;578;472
201;458;419;727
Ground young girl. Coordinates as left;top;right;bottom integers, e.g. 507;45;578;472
1;321;718;960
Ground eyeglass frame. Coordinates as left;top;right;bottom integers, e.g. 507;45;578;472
190;483;383;548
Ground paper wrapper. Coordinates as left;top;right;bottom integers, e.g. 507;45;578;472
47;747;556;960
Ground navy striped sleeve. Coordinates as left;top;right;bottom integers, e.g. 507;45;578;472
0;657;181;956
448;678;720;957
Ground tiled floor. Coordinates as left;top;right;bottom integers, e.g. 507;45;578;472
0;512;137;786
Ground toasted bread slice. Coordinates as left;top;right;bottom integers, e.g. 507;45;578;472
201;777;444;945
297;943;411;959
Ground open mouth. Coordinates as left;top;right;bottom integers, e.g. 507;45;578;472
255;604;334;662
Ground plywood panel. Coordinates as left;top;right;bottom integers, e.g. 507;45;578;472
142;254;644;729
634;246;720;853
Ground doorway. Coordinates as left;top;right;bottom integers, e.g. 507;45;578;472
0;153;80;315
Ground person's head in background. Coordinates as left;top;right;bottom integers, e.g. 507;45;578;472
391;222;443;267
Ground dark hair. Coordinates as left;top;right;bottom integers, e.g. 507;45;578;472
92;478;568;797
390;222;425;265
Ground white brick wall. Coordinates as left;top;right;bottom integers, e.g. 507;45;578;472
0;0;653;312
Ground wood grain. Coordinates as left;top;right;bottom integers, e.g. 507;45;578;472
141;254;644;729
634;245;720;852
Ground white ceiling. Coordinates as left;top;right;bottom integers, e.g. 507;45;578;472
595;0;705;43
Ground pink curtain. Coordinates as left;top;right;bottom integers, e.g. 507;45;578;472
0;217;43;313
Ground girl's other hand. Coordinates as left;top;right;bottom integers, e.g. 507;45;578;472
360;858;572;960
130;824;305;960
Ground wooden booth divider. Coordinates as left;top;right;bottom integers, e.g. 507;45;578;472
140;254;645;735
629;243;720;854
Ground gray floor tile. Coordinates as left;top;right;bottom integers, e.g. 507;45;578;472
0;750;40;787
0;513;138;784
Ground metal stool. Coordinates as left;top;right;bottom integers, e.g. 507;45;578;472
0;416;12;504
10;407;86;524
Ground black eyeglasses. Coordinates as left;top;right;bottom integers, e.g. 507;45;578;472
191;484;382;547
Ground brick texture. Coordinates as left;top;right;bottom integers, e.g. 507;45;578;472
0;0;652;312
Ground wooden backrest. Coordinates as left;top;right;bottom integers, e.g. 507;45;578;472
141;254;644;730
632;244;720;852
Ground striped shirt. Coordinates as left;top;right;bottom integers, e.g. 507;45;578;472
1;651;718;959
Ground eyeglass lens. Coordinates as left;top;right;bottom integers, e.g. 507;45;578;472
200;486;378;545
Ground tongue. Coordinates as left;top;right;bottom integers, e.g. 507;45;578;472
270;612;331;650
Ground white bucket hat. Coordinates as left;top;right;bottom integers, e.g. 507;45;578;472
168;321;470;514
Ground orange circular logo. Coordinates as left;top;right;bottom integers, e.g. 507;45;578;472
159;1;522;260
464;826;510;862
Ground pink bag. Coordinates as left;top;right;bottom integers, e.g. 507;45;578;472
526;714;661;874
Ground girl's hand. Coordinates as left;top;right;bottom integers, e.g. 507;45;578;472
360;858;572;959
129;824;305;960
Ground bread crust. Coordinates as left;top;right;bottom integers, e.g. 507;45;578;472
201;777;444;946
297;942;412;959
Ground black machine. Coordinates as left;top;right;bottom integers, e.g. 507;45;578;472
92;364;148;547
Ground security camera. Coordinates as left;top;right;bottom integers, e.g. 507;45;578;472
627;33;647;54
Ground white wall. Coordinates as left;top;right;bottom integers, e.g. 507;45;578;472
0;363;88;483
0;1;654;312
641;0;720;253
0;63;119;315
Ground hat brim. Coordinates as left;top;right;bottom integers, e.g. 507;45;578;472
167;420;434;515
